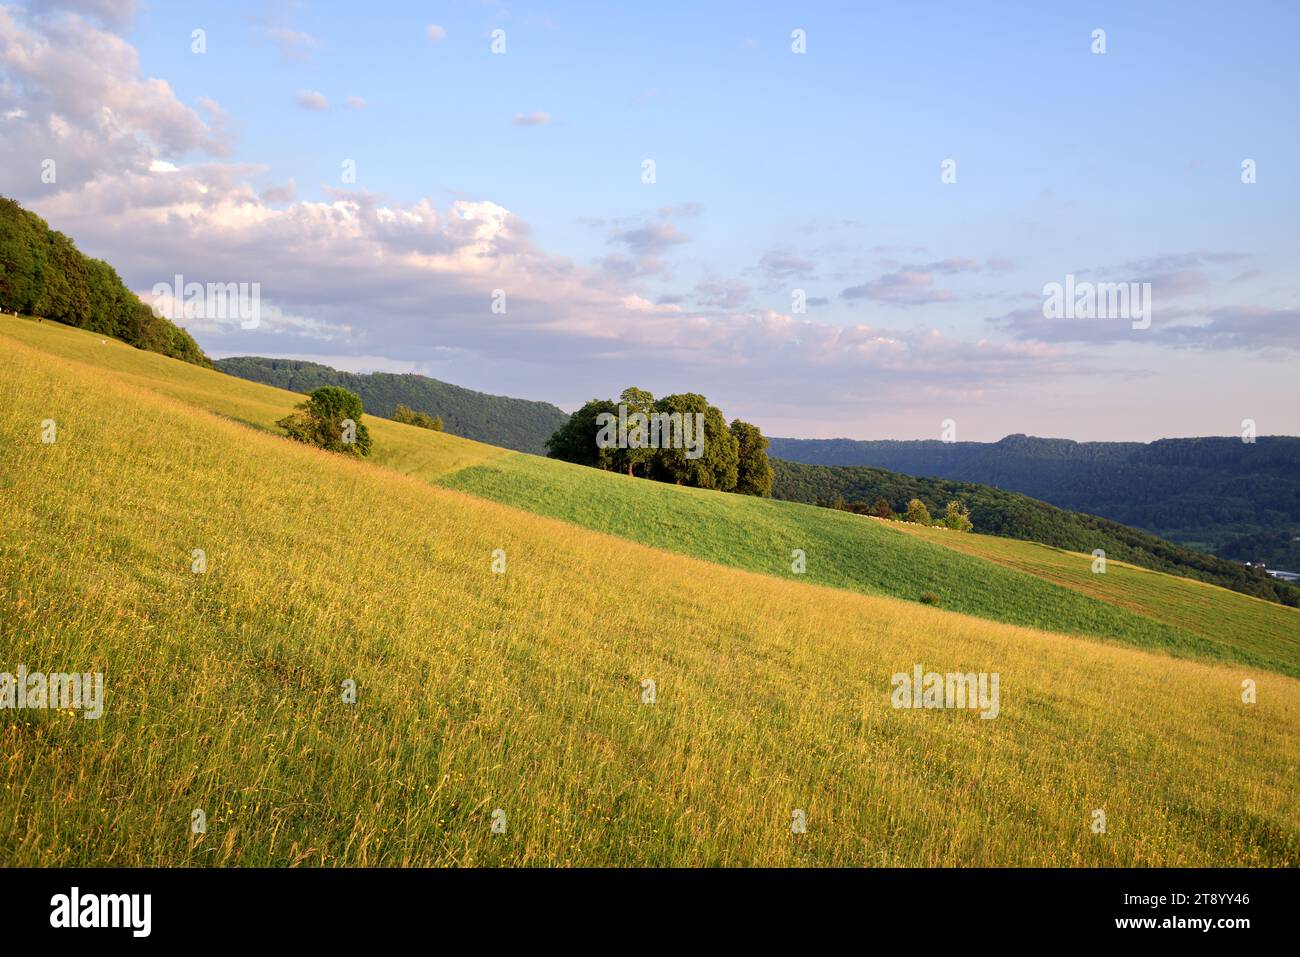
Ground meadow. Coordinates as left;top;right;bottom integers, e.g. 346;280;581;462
1;317;1298;866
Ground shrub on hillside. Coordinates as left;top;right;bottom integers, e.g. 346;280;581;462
904;498;933;525
393;403;443;431
277;386;372;457
942;500;974;532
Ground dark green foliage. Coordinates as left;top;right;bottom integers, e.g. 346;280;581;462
768;433;1300;566
772;457;1300;607
545;388;770;496
544;399;619;469
647;393;738;491
731;419;774;497
0;195;210;367
277;386;372;457
216;356;566;454
1219;529;1300;572
614;387;657;477
393;404;442;431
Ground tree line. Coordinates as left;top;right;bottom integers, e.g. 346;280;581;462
0;196;210;367
546;387;773;496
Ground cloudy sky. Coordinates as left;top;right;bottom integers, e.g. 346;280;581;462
1;0;1296;440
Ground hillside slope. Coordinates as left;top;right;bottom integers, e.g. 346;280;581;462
5;315;1298;681
769;434;1300;563
770;457;1299;607
216;356;568;454
3;322;1298;866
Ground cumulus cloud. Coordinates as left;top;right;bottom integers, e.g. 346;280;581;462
259;178;297;204
598;220;690;277
0;5;1088;427
0;5;228;197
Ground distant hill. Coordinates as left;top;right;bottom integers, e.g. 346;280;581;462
770;457;1300;607
216;357;568;454
769;434;1300;568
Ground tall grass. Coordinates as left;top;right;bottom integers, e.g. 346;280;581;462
1;326;1298;866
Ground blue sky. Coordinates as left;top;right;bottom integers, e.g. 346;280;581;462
2;0;1297;439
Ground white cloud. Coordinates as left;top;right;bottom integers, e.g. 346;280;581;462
0;4;1082;430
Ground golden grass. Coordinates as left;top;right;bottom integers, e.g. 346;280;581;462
1;326;1298;866
0;315;510;481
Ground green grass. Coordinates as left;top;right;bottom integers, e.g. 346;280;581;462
438;453;1300;678
3;314;1296;680
3;324;1299;867
893;521;1300;675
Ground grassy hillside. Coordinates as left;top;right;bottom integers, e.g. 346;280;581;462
6;315;1298;680
769;433;1300;562
889;521;1300;673
771;458;1300;607
216;356;568;454
3;320;1298;866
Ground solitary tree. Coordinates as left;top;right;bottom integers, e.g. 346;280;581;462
904;498;932;525
730;419;773;497
277;386;373;457
942;500;973;531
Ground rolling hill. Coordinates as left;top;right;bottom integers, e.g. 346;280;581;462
216;356;568;455
769;434;1300;566
769;457;1300;607
2;313;1298;866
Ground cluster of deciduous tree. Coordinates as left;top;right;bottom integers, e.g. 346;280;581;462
393;403;443;431
277;386;373;457
0;196;210;367
546;387;773;496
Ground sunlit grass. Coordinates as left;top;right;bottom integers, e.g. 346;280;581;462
1;323;1297;866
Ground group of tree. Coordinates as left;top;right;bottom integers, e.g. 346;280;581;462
546;387;773;496
277;386;373;458
827;493;973;531
393;404;443;431
0;195;210;367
